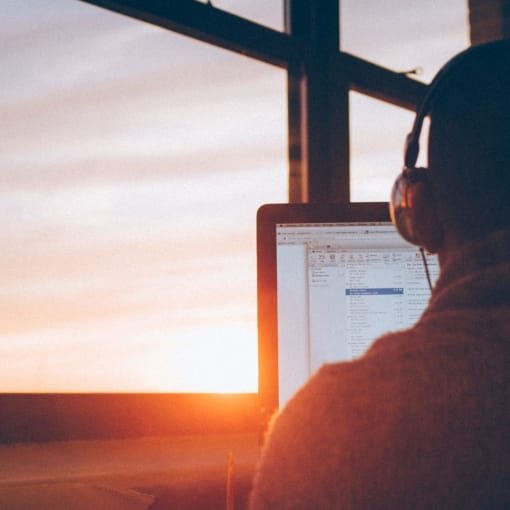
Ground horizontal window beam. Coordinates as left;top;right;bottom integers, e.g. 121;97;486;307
79;0;302;68
341;52;427;110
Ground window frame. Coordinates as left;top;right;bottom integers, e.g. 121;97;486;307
78;0;427;203
1;0;428;442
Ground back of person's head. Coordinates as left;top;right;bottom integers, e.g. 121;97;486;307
428;39;510;242
390;39;510;253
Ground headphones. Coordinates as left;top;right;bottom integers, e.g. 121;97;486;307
389;44;490;250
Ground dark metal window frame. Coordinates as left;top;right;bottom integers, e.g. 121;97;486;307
0;0;429;443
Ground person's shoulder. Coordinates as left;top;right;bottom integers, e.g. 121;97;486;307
267;328;416;442
249;361;361;509
319;326;423;384
250;330;417;510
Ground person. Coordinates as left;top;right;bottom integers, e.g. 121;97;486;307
249;40;510;509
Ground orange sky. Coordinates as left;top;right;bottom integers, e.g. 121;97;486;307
0;0;468;392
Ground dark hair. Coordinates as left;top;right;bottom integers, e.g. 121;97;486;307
428;39;510;240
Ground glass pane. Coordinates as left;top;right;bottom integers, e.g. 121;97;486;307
340;0;470;82
1;1;287;392
196;0;284;31
349;92;425;202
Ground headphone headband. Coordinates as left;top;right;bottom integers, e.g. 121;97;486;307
404;39;510;170
404;46;474;169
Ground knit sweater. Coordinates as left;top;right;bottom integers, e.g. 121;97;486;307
249;228;510;509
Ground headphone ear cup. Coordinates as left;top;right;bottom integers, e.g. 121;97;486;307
390;169;443;252
390;171;420;245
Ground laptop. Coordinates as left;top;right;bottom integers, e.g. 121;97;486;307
256;203;439;413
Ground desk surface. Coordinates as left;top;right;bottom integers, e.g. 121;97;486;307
0;432;259;510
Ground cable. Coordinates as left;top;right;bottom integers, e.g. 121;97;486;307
419;247;433;292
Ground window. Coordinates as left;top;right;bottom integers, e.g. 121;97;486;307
1;0;477;439
349;93;414;202
342;0;470;201
1;0;287;393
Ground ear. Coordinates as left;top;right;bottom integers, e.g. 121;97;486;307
406;180;444;253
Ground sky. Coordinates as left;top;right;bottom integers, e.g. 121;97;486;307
0;0;469;393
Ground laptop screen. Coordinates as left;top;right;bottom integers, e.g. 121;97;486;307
257;204;439;411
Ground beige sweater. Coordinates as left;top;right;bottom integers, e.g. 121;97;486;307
250;229;510;509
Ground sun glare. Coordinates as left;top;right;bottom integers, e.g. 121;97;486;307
162;324;259;393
